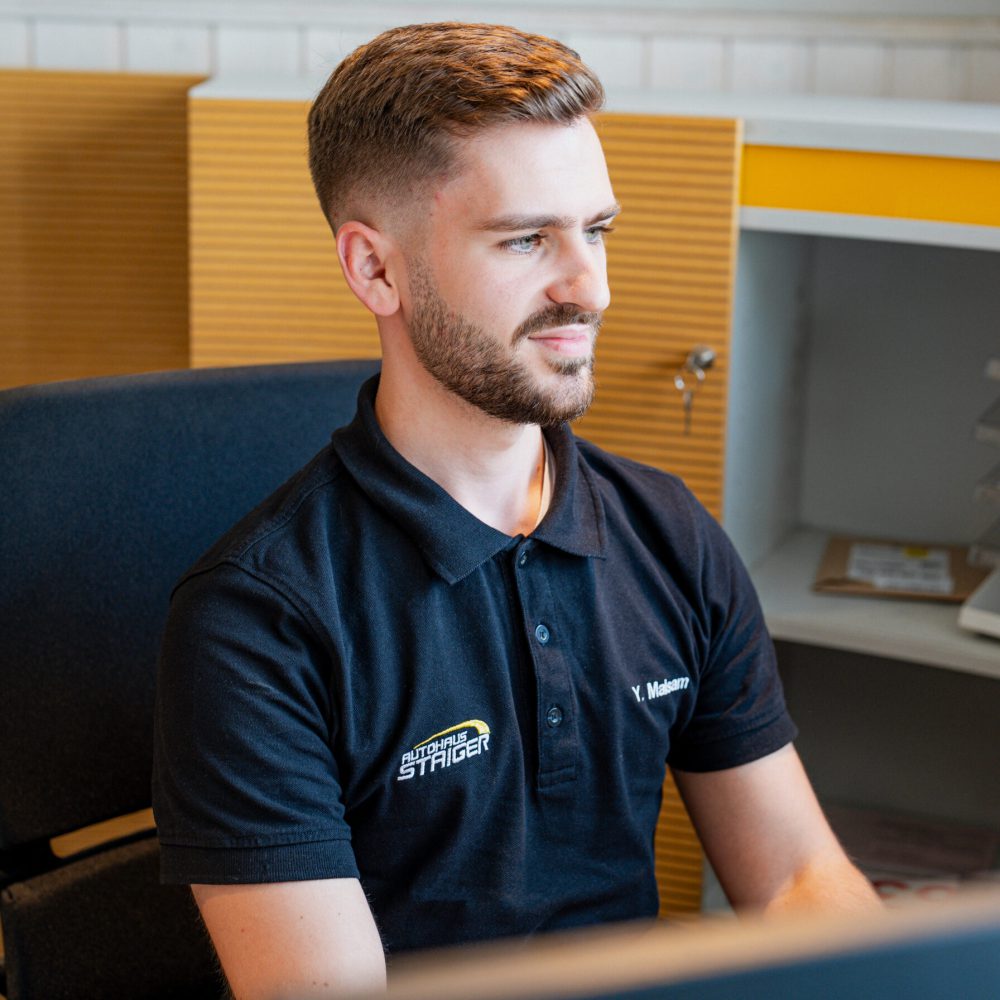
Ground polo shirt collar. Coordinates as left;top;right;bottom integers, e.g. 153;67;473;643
331;376;606;585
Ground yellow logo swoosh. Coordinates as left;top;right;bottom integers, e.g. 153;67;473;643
413;719;490;749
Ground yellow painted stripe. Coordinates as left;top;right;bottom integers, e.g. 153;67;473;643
742;145;1000;227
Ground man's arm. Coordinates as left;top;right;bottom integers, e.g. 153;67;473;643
673;744;881;914
192;877;387;1000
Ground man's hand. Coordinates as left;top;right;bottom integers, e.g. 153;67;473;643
673;744;881;914
193;877;387;1000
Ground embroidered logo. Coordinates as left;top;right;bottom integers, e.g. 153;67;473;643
630;677;690;704
396;719;491;782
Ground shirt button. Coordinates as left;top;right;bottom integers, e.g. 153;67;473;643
546;705;564;728
518;551;529;567
534;623;550;644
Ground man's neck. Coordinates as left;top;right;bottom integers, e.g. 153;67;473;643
375;357;549;537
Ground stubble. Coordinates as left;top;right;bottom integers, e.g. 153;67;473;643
407;260;601;427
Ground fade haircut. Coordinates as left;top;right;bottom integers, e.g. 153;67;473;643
307;22;605;231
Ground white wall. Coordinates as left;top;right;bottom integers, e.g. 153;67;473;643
1;1;999;102
627;0;1000;11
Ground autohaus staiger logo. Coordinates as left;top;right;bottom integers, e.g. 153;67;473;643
396;719;491;781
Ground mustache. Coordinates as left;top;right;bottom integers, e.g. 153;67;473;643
513;305;603;343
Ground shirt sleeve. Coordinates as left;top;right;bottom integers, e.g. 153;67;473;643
152;562;360;884
667;491;797;773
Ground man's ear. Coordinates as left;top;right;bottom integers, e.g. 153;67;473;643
336;221;400;317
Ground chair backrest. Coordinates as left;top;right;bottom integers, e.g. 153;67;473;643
0;359;380;999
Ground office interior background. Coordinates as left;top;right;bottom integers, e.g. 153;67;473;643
3;0;1000;851
1;0;999;99
3;3;1000;993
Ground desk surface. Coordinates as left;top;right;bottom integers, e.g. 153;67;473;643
346;886;1000;1000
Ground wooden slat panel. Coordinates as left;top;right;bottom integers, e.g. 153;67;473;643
656;773;705;919
188;98;376;367
189;102;741;918
0;70;202;389
579;113;741;524
580;113;742;917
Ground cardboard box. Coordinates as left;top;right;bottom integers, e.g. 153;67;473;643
813;535;991;604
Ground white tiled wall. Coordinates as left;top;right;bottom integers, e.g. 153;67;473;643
970;46;1000;101
124;23;213;74
1;1;999;103
217;23;301;76
563;32;647;91
731;38;812;94
304;26;394;78
890;44;963;100
649;37;728;93
34;20;122;71
0;17;29;67
813;42;886;99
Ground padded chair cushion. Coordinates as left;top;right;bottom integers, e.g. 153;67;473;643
0;360;379;847
0;835;221;1000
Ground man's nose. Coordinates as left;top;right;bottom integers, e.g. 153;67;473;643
546;242;611;314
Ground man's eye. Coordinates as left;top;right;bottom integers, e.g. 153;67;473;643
500;234;542;254
585;224;616;244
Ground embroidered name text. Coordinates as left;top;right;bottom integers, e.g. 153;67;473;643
631;677;690;703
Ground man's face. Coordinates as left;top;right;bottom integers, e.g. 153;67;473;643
403;118;617;427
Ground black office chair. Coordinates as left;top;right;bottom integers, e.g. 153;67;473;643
0;359;380;1000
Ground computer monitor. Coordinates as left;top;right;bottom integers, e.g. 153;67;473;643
360;886;1000;1000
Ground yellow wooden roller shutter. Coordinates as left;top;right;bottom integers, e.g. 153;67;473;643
582;114;742;918
580;113;741;519
0;70;201;390
188;97;376;367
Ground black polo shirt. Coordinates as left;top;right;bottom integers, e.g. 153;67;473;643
153;375;795;954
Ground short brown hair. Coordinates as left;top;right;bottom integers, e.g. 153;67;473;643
307;22;605;230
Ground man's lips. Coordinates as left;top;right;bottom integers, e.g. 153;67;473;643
527;325;595;358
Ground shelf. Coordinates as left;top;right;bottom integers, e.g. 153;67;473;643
603;93;1000;161
960;570;1000;642
751;528;1000;681
740;208;1000;251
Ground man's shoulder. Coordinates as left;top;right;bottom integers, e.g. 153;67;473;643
572;433;699;510
569;432;731;569
177;444;349;592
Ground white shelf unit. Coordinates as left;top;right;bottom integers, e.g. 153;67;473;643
752;528;1000;681
725;230;1000;680
605;93;1000;162
723;220;1000;843
963;355;1000;637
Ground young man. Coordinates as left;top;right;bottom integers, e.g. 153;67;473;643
153;22;878;1000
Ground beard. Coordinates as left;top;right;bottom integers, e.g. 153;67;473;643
407;260;601;427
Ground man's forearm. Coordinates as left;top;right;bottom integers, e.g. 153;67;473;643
194;879;387;1000
762;854;882;916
